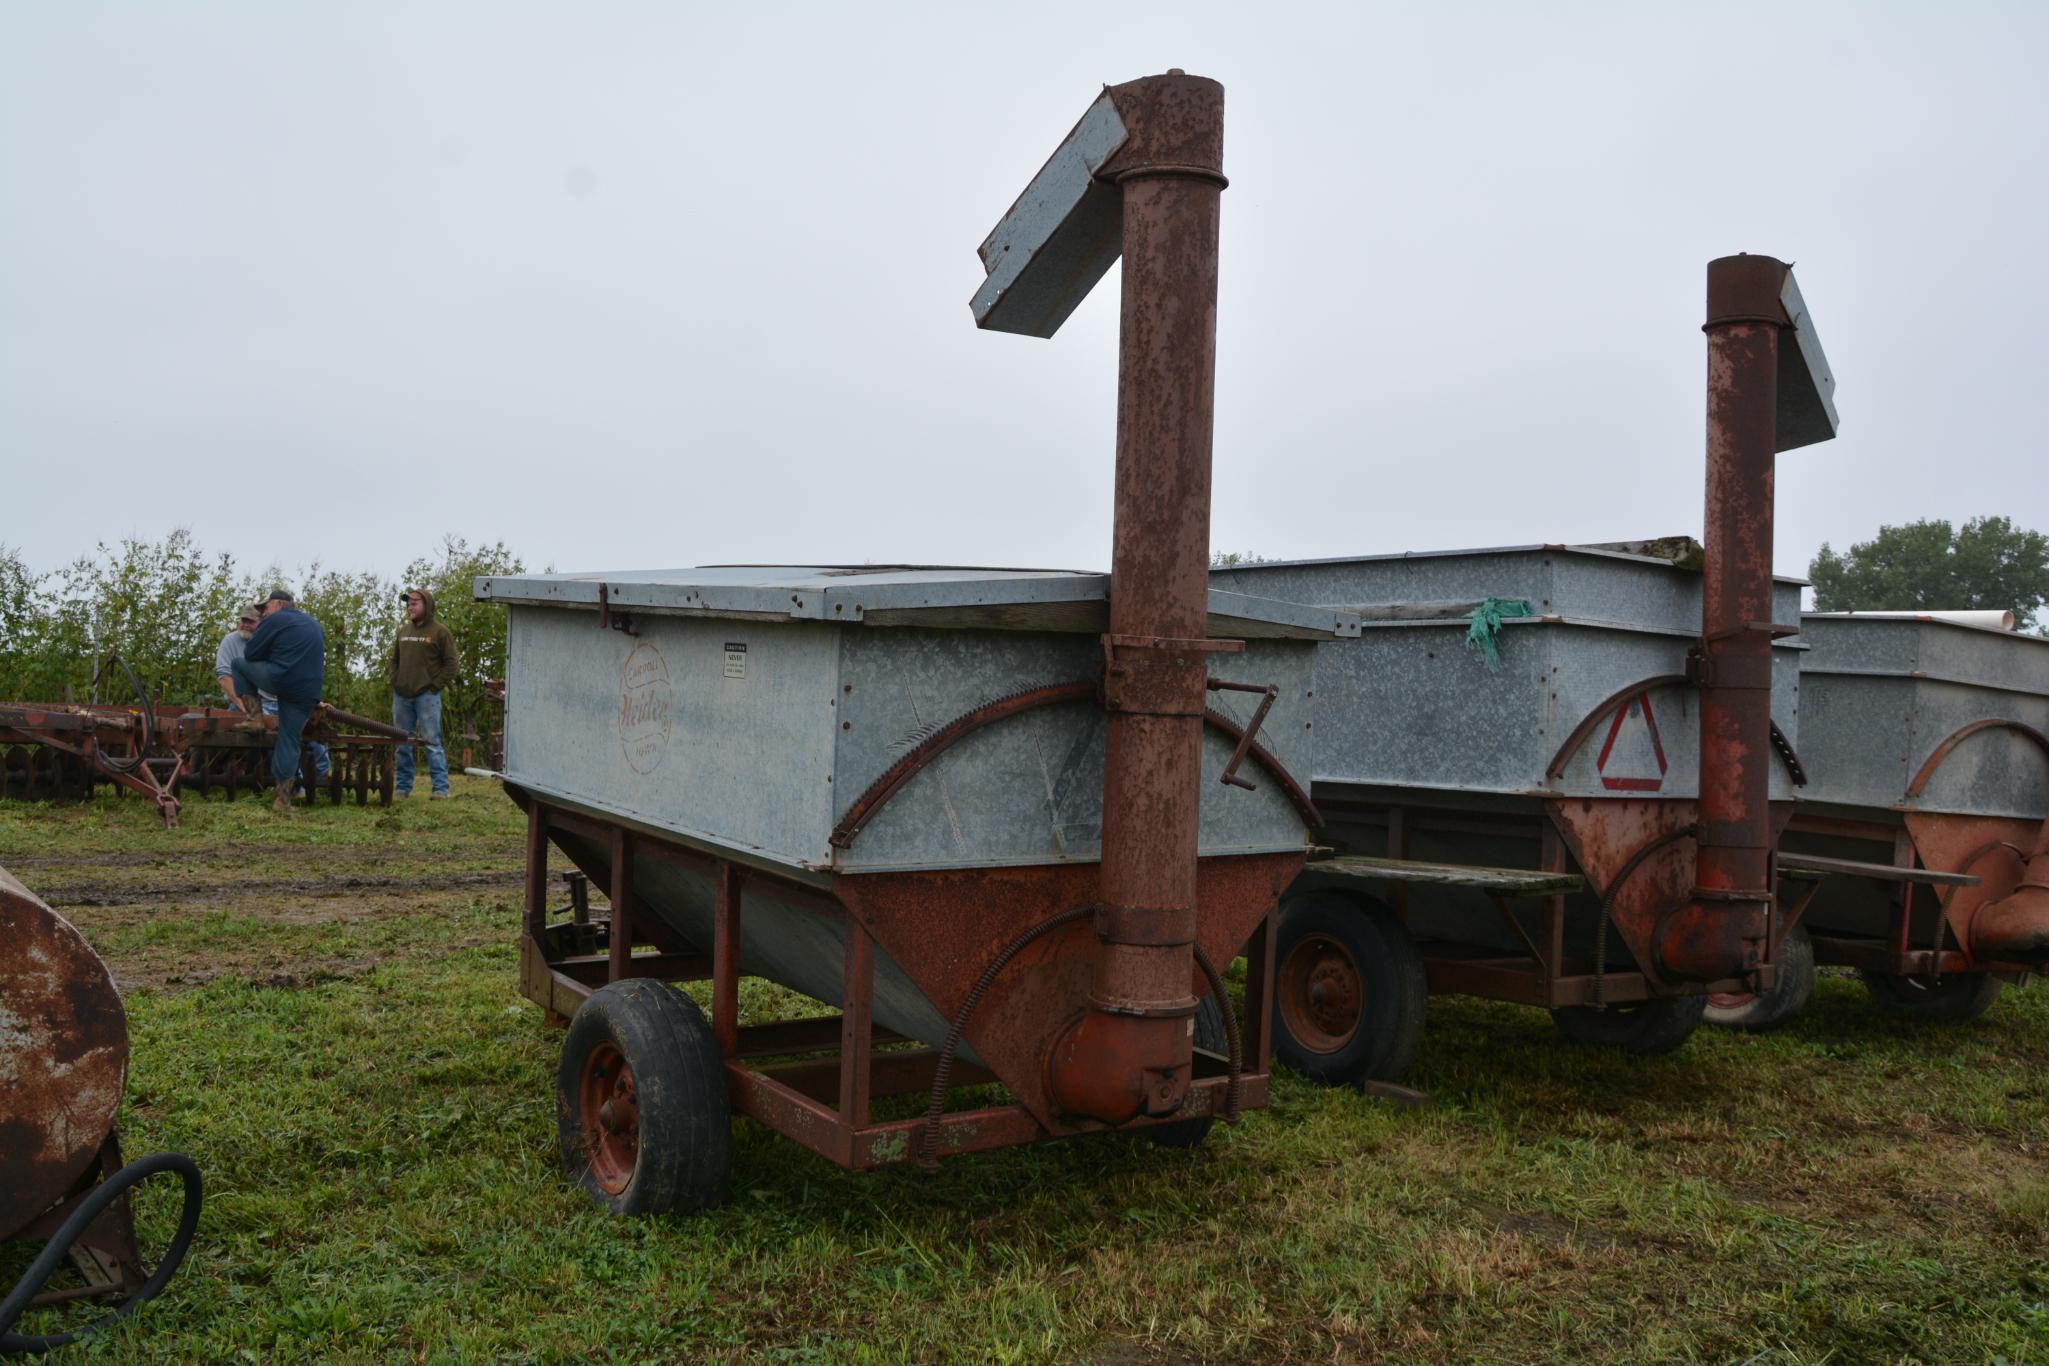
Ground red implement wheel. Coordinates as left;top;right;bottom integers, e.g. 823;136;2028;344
1271;892;1426;1084
556;980;729;1216
1279;932;1363;1054
575;1041;640;1196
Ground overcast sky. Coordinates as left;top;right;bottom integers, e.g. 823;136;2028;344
3;2;2044;590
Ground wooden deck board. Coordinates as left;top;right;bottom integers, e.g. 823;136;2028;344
1309;853;1585;896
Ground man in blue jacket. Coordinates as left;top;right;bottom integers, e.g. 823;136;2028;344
230;588;328;813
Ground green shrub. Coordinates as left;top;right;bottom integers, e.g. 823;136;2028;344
0;533;519;744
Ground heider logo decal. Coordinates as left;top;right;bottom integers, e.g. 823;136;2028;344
618;643;675;775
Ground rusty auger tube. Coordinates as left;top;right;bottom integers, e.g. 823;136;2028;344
1656;255;1788;983
1046;72;1227;1125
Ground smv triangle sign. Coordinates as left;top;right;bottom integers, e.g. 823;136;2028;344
1596;692;1668;792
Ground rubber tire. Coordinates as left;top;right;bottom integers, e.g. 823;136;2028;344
1550;993;1706;1055
1859;969;2004;1023
1145;994;1230;1149
1272;892;1428;1085
557;979;730;1216
1703;923;1815;1032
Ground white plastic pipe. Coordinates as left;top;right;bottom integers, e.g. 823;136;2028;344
1836;609;2016;631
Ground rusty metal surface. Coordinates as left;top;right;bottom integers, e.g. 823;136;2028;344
1976;827;2049;966
522;786;1294;1135
0;864;129;1240
725;1061;1269;1172
1057;72;1229;1125
1547;797;1700;989
1667;255;1830;983
1703;254;1838;450
1904;811;2049;968
1425;957;1655;1008
522;796;1292;1169
1;697;404;825
836;850;1296;1129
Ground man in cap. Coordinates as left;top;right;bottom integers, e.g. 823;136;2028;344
229;589;329;812
214;603;264;709
390;586;458;799
217;602;330;792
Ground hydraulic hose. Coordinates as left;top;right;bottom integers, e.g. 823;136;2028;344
0;1152;203;1356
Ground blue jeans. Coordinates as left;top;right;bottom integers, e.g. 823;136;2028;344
259;697;329;780
393;690;449;795
230;659;319;786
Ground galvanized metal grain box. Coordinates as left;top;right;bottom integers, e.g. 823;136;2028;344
1210;544;1806;801
477;565;1352;1059
1795;614;2049;820
479;567;1350;872
1785;614;2049;970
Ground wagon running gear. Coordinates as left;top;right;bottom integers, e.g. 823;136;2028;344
1272;891;1428;1084
558;980;731;1215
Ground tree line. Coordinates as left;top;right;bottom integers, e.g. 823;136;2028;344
0;532;524;753
3;517;2040;744
1810;516;2049;632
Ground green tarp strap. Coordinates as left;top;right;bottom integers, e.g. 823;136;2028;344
1465;597;1536;670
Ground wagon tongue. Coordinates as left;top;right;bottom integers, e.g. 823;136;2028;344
971;70;1232;1125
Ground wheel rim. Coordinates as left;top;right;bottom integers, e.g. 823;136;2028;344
578;1041;639;1195
1277;932;1363;1053
1706;990;1755;1010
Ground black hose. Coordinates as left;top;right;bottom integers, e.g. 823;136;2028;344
0;1151;203;1356
1191;944;1244;1124
87;654;155;776
916;905;1095;1171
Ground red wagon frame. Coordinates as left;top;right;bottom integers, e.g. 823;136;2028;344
511;791;1277;1171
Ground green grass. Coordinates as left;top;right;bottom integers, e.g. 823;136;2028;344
3;783;2046;1361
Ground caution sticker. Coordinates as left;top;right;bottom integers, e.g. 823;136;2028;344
1596;691;1668;792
